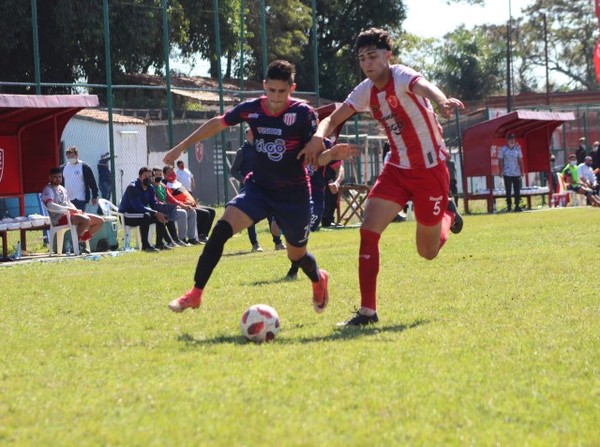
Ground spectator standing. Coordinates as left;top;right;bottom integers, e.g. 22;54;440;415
498;133;524;212
97;152;113;200
175;160;195;194
590;141;600;176
576;137;587;165
447;157;459;206
61;146;99;212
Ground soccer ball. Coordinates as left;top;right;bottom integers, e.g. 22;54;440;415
240;304;280;343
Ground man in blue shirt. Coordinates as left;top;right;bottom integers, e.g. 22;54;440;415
118;167;169;252
498;133;524;212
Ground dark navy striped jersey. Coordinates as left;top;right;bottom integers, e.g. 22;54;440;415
223;96;318;193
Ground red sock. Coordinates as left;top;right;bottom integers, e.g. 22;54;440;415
438;210;453;250
359;229;381;311
79;230;91;242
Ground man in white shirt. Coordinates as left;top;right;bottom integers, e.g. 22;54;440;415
41;167;103;254
61;146;99;212
578;156;599;194
175;160;195;194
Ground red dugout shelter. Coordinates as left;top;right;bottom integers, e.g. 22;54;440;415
0;94;99;215
461;110;575;213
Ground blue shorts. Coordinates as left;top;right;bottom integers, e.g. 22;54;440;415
227;182;311;247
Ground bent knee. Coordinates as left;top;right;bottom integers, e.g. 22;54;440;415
417;247;439;260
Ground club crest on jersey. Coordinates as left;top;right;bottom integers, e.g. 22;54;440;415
387;95;399;108
0;148;4;183
283;113;297;126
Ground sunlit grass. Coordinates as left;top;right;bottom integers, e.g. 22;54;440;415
1;207;599;445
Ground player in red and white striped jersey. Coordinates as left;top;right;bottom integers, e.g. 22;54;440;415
301;28;465;326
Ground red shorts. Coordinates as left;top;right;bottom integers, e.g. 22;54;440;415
57;215;69;226
369;162;450;226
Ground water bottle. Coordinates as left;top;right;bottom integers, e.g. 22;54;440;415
14;241;22;260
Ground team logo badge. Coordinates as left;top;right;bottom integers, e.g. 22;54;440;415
283;113;297;126
387;96;399;108
0;148;4;184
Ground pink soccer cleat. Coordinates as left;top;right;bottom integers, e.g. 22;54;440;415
168;288;203;313
312;269;329;313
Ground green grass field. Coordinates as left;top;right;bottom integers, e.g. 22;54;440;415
1;207;599;446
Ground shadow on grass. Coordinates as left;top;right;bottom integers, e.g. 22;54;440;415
177;318;428;346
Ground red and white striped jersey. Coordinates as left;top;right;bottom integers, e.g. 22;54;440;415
344;64;448;170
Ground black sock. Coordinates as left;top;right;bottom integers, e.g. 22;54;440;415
193;220;233;288
297;252;320;282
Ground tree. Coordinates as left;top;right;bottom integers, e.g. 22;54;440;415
430;25;505;100
519;0;599;91
296;0;406;101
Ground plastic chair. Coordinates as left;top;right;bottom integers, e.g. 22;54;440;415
40;201;88;255
97;198;154;250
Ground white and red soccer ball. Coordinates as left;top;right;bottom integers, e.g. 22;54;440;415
240;304;280;343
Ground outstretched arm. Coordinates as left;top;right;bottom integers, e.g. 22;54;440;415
163;116;228;165
300;103;356;165
412;78;464;119
317;143;359;166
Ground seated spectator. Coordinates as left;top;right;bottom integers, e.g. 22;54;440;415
578;156;600;196
163;165;216;243
118;167;170;252
591;141;600;181
150;167;188;248
152;167;197;246
41;167;104;254
563;154;600;207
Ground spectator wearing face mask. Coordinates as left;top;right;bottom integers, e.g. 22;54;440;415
163;165;216;243
563;154;600;206
578;156;600;195
118;167;170;252
61;146;99;212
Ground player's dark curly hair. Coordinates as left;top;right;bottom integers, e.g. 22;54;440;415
266;60;296;85
355;28;393;53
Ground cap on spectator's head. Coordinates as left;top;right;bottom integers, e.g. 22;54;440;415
579;137;586;142
507;132;516;139
594;141;600;147
568;153;577;159
585;155;592;161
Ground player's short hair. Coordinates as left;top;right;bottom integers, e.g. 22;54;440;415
265;60;295;85
355;28;393;53
163;165;173;174
49;167;62;175
138;166;151;176
152;166;163;173
176;160;184;167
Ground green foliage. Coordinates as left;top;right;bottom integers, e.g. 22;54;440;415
431;25;506;100
519;0;599;91
1;209;599;445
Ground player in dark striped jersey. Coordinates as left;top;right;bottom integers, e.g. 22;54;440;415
163;60;330;316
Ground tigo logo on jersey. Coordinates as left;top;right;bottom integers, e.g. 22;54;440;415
0;148;4;184
283;113;297;126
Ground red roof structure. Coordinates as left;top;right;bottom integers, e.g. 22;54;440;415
0;94;98;213
461;110;575;213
